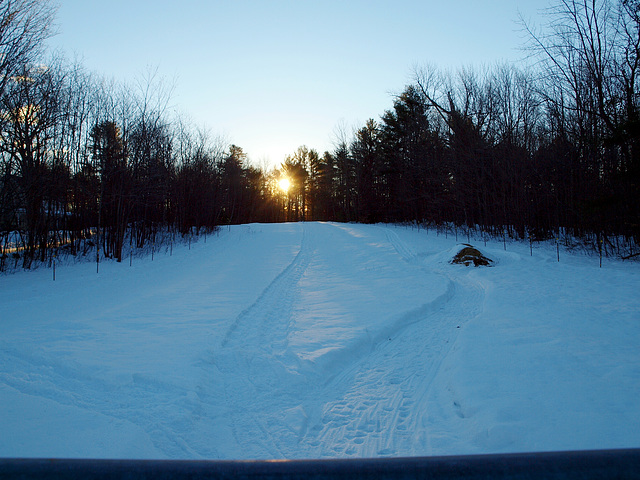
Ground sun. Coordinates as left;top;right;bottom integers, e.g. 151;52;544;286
278;177;291;193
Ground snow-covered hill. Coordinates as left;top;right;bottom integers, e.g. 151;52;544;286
1;222;638;459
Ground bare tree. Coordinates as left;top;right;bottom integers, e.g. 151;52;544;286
0;57;66;266
523;0;640;242
0;0;56;98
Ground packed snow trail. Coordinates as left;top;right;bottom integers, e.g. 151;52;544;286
198;224;318;457
305;225;485;457
192;222;465;458
1;222;639;459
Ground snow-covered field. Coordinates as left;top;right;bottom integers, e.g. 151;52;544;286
1;222;638;460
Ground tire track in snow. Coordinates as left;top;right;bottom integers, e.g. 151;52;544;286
203;223;319;458
304;225;485;458
219;224;309;353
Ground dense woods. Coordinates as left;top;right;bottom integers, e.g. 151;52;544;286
1;0;639;271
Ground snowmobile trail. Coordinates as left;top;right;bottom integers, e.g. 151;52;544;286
204;223;320;458
219;223;311;353
196;222;468;458
302;225;485;458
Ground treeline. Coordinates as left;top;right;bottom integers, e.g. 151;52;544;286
0;1;280;269
278;0;640;254
1;0;639;271
0;52;275;268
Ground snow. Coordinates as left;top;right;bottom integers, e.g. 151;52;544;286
0;222;638;459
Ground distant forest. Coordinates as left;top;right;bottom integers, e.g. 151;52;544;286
1;0;639;270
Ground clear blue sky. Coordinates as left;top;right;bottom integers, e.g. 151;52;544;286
48;0;550;168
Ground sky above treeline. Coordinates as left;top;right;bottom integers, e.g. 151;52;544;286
48;0;551;168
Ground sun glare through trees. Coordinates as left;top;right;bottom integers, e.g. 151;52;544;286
278;177;291;194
